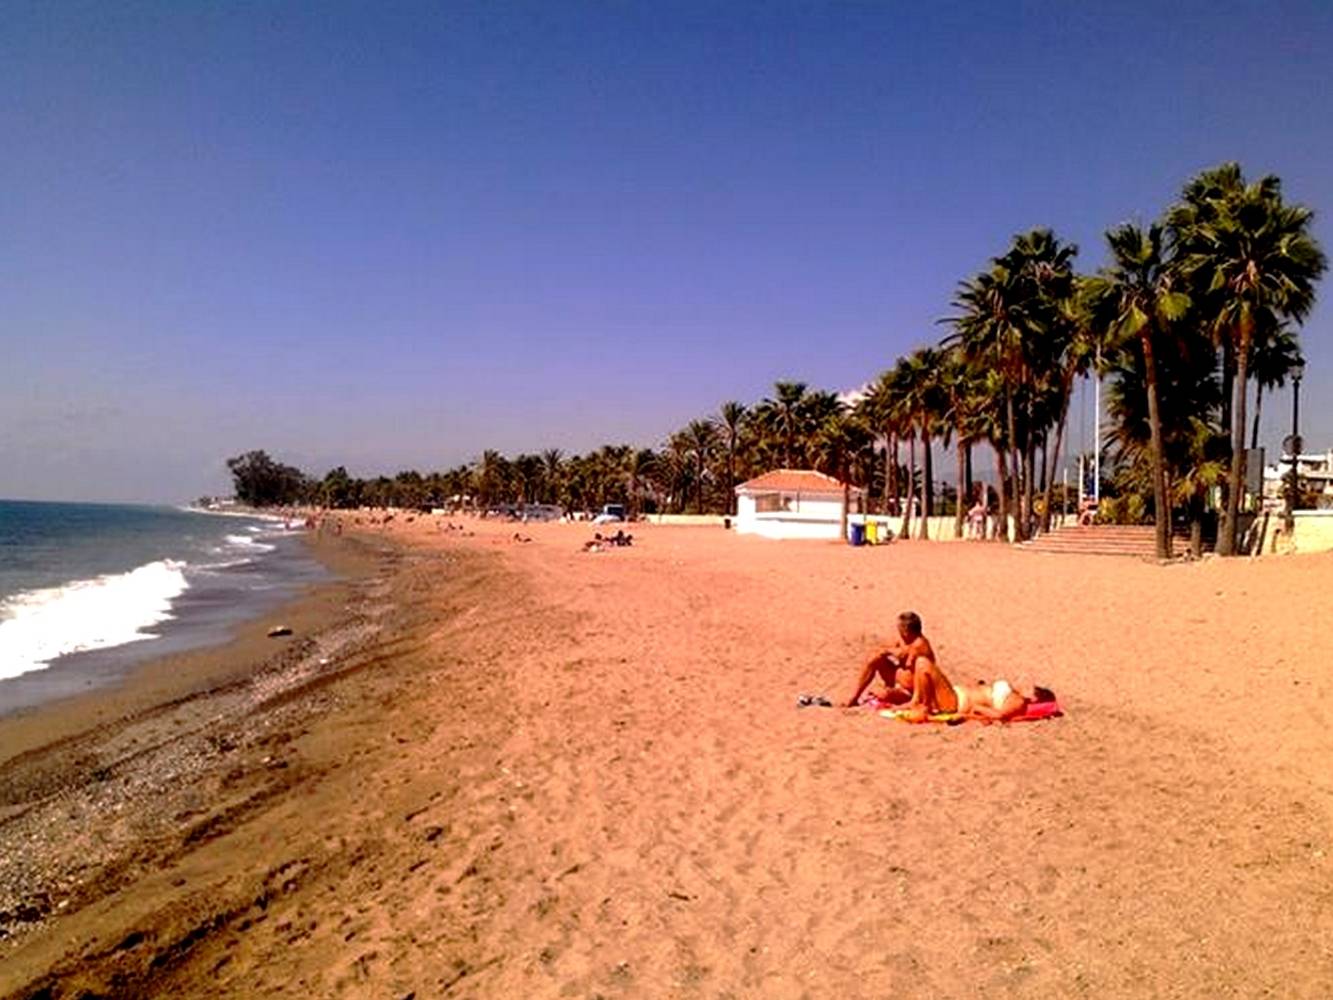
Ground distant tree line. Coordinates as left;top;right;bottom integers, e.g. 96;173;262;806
227;163;1325;558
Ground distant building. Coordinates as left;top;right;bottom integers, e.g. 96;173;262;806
1262;448;1333;509
734;469;864;540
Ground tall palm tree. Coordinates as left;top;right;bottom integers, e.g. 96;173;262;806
1103;333;1222;551
684;420;718;513
541;448;564;504
1087;222;1190;559
856;372;902;516
938;344;990;538
902;348;946;539
946;258;1035;539
475;450;508;509
662;432;693;513
757;381;810;468
1037;279;1099;532
512;453;543;504
714;401;748;514
1248;323;1304;449
886;357;921;540
810;405;864;540
626;448;658;517
1167;163;1327;555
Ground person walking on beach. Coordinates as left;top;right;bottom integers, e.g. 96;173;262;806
844;611;936;707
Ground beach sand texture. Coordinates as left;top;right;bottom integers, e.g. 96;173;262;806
3;519;1333;998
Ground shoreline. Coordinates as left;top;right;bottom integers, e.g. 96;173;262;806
4;518;1333;997
0;528;409;992
0;505;327;711
0;528;357;755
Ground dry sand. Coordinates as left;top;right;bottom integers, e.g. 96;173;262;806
3;517;1332;998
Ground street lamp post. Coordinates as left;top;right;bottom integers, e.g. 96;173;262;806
1286;361;1305;534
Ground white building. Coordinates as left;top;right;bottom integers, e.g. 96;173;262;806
734;469;864;540
1262;448;1333;510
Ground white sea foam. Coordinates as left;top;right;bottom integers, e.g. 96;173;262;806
0;560;190;681
225;533;276;552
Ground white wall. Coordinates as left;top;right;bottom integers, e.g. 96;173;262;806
735;494;847;540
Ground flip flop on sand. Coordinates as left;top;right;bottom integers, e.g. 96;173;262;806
797;695;833;708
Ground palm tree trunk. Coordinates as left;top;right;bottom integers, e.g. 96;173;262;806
1218;339;1235;524
900;430;916;540
841;480;850;543
1022;437;1036;540
1041;378;1073;533
919;424;932;540
1141;334;1173;559
1189;494;1204;557
886;430;899;516
1006;391;1026;541
726;445;736;515
993;442;1011;542
1219;332;1252;556
1250;383;1264;451
954;438;967;539
964;443;974;509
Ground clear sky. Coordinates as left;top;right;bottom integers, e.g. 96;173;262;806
4;1;1332;502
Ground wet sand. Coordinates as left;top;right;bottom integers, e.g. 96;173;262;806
3;518;1332;998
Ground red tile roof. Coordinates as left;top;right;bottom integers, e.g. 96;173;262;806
734;469;863;494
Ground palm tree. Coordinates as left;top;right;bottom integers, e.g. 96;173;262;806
475;450;508;509
684;420;719;513
938;344;990;538
946;259;1034;539
661;432;693;513
1167;163;1327;555
714;401;748;514
1086;222;1190;559
541;448;564;504
1103;332;1222;552
1037;279;1099;532
902;348;946;539
855;372;902;516
1249;323;1304;449
512;453;543;504
810;405;865;541
757;381;810;468
885;358;920;540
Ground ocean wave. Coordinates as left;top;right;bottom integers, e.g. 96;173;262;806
225;533;277;552
0;560;190;681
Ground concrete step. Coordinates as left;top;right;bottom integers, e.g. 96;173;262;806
1022;524;1187;557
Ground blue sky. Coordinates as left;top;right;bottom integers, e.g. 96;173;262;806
3;1;1332;502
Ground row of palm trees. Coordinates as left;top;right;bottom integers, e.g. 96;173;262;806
298;163;1322;557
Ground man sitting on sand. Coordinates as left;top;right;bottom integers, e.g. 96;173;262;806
845;611;935;707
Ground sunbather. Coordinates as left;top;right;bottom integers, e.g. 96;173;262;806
952;679;1056;721
844;611;934;707
898;660;1055;722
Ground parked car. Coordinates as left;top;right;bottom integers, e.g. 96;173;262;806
520;504;564;523
591;503;626;524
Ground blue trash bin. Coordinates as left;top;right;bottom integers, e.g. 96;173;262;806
848;522;866;546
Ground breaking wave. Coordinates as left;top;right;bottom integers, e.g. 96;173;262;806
0;560;190;681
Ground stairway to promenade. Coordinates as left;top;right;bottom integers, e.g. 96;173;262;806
1021;524;1186;557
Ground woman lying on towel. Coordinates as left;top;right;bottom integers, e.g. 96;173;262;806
899;656;1055;723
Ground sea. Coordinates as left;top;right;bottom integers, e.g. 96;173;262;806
0;500;331;715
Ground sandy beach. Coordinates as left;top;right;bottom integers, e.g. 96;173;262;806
3;518;1333;998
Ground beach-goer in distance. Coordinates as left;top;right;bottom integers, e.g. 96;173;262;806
844;610;934;707
967;499;987;539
